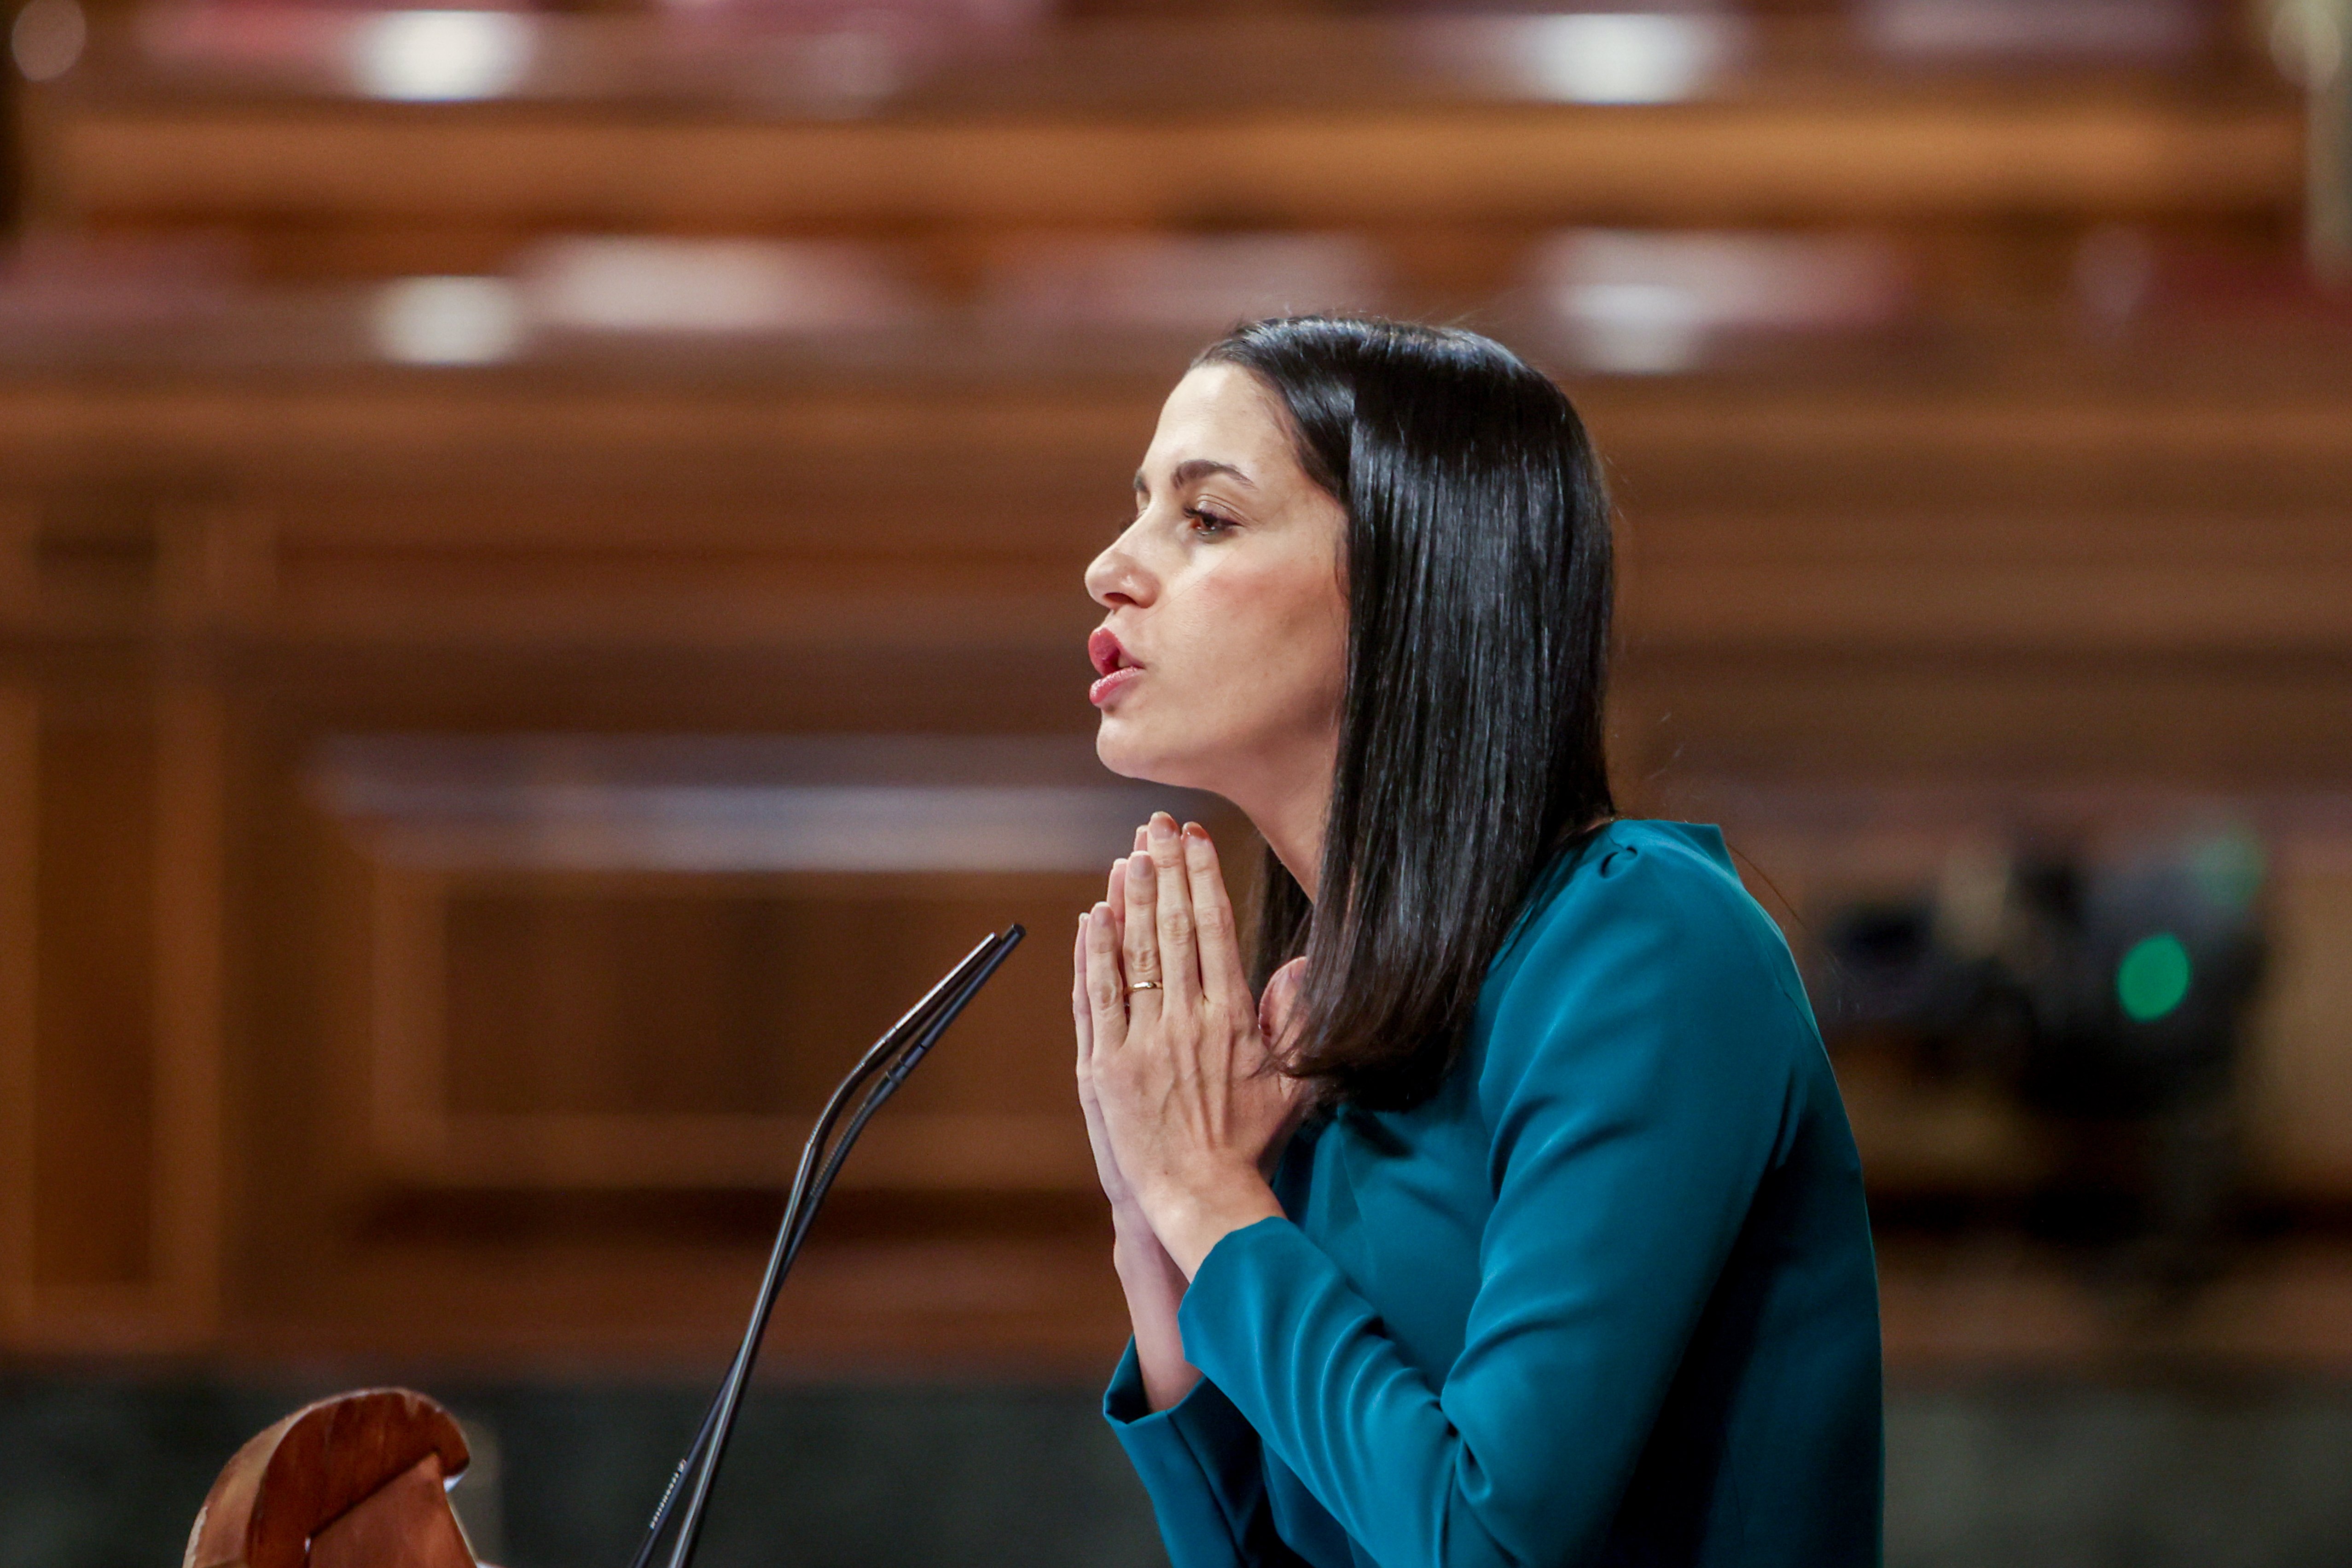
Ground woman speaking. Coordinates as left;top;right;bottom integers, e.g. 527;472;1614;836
1070;317;1882;1567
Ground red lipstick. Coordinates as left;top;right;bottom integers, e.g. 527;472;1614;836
1087;628;1142;707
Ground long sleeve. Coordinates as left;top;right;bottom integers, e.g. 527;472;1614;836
1172;836;1830;1568
1103;1339;1311;1568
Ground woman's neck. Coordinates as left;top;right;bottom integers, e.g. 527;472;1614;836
1226;749;1332;903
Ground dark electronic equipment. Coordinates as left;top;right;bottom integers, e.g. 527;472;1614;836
1816;828;2265;1263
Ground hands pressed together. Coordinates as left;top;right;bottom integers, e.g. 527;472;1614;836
1073;812;1310;1283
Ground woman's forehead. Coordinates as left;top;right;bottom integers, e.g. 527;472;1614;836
1144;364;1293;479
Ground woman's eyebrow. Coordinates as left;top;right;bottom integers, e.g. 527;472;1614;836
1134;458;1255;497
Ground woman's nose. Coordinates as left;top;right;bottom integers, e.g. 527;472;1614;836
1086;532;1156;609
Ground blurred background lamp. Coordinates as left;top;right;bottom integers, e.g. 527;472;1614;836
371;276;524;365
350;9;534;102
1864;0;2202;58
1521;13;1731;105
1535;229;1907;373
981;232;1384;333
1559;280;1708;374
2117;932;2194;1023
2271;0;2346;89
523;237;922;334
10;0;86;82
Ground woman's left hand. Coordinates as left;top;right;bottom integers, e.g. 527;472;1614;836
1084;813;1311;1278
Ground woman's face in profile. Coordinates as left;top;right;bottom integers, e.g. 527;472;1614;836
1085;363;1349;802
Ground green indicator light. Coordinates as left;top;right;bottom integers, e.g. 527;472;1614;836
2117;933;2193;1022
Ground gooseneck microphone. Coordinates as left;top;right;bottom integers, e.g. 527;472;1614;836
626;925;1027;1568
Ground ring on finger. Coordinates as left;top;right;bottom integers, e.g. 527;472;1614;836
1126;979;1162;994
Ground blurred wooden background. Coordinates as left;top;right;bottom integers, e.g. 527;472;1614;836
2;0;2350;1379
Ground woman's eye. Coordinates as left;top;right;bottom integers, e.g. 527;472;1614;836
1187;508;1237;539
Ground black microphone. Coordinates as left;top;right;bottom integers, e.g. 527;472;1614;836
627;925;1027;1568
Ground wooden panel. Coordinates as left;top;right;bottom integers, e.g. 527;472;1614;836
221;720;1198;1366
2245;850;2352;1195
0;671;227;1350
49;96;2299;238
0;684;36;1336
151;679;225;1340
33;694;157;1291
367;870;1103;1191
310;736;1225;1194
1;355;2350;666
36;7;2297;274
1614;656;2352;787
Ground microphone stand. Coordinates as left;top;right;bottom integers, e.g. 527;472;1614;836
625;925;1027;1568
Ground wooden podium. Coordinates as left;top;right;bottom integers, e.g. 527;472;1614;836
185;1390;483;1568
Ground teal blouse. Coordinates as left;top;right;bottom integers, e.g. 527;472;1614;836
1104;821;1882;1568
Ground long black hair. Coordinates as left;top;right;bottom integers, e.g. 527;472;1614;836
1201;316;1615;1110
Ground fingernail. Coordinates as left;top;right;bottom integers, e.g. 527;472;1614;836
1149;812;1175;842
1130;850;1154;883
1183;821;1208;842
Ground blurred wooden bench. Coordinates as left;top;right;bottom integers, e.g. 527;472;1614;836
20;12;2303;291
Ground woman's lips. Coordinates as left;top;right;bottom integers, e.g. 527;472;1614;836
1089;666;1143;707
1087;627;1128;676
1087;627;1142;706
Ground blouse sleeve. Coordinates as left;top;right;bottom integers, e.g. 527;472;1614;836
1172;839;1814;1568
1103;1340;1312;1567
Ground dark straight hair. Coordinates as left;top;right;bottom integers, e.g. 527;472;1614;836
1199;316;1615;1111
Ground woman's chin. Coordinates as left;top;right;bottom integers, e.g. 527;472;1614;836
1094;717;1193;788
1093;718;1151;780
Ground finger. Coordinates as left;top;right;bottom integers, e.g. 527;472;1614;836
1084;902;1130;1054
1121;848;1165;1027
1182;823;1253;1010
1147;813;1203;1009
1113;826;1142;946
1072;915;1092;1068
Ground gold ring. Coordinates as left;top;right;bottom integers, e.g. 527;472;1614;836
1126;980;1162;993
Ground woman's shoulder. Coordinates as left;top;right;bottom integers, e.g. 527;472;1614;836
1477;818;1821;1072
1512;818;1775;958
